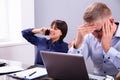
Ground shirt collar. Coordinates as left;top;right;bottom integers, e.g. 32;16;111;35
48;39;62;44
114;22;120;37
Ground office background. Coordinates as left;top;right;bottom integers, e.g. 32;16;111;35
0;0;120;73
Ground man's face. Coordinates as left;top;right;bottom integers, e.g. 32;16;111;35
92;21;104;41
86;20;104;41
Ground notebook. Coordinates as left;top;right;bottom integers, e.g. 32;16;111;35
8;67;47;80
0;66;23;75
40;51;105;80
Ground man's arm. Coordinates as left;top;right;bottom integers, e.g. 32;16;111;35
102;20;120;71
73;24;96;49
101;20;116;52
68;24;96;59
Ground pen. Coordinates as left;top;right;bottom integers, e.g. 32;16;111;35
29;71;36;76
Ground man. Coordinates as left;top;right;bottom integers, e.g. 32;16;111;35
68;2;120;77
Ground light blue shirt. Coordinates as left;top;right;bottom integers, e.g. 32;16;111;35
68;22;120;77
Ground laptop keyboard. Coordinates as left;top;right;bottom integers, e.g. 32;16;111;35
89;78;98;80
88;74;105;80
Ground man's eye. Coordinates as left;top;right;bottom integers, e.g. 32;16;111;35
94;30;100;32
95;29;102;32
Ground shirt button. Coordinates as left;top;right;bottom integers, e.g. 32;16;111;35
108;57;110;59
103;55;104;58
104;61;106;63
104;71;106;74
77;51;80;53
118;67;120;69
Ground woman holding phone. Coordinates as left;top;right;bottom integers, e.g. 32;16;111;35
22;20;68;65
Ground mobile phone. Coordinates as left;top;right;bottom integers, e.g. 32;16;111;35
45;29;50;35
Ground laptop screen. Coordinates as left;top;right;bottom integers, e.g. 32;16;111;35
40;51;89;80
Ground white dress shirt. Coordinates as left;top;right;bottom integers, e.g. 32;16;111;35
68;22;120;77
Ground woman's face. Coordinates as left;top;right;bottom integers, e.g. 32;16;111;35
49;24;62;42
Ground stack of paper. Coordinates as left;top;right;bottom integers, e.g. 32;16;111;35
0;66;23;74
8;67;47;79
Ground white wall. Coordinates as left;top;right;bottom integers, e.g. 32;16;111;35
34;0;120;73
0;0;35;65
0;43;35;65
21;0;35;28
35;0;120;42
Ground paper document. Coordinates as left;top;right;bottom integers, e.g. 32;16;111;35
9;67;47;79
0;66;23;74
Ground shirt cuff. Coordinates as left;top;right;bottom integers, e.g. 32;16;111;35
104;47;118;62
68;45;82;54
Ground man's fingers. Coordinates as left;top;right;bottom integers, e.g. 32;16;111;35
102;20;111;35
78;25;96;34
102;23;105;35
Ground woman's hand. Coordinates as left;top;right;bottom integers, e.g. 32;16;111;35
32;27;49;35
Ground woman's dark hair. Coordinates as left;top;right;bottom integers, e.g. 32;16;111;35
51;20;68;41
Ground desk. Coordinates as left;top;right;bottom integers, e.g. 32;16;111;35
8;65;106;80
0;59;114;80
0;59;23;80
8;64;47;80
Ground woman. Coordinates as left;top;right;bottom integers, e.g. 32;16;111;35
22;20;68;65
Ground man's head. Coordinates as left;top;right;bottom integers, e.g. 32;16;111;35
83;2;114;41
83;2;112;23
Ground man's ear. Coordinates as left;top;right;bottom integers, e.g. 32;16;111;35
109;17;114;24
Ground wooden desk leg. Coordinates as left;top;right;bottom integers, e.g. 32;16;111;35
116;72;120;80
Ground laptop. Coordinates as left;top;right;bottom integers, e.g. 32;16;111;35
40;51;105;80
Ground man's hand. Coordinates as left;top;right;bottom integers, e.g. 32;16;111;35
74;24;96;48
101;20;115;52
